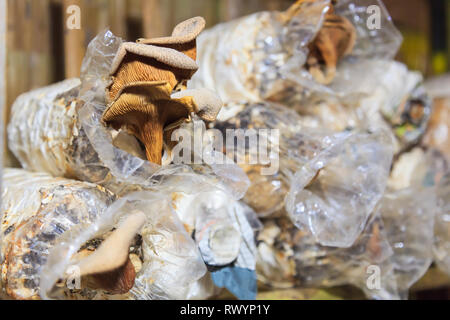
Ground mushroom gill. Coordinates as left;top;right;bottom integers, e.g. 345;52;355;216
104;82;199;164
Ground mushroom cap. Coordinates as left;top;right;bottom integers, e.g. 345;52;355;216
171;88;223;122
110;42;198;77
136;16;206;45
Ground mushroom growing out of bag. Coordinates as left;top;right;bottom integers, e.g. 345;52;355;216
103;17;222;165
70;211;147;294
286;0;356;85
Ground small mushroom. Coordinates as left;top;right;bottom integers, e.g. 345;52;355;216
103;17;222;165
306;6;356;84
71;211;147;294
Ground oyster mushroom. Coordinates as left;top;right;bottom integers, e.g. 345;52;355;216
71;211;146;294
104;17;222;165
137;16;206;61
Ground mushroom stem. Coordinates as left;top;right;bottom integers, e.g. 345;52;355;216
138;114;165;165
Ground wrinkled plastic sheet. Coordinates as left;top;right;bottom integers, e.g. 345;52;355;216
285;128;393;248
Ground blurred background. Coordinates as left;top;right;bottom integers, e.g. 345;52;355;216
0;0;449;300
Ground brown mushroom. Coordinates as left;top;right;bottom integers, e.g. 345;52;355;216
103;17;221;165
282;0;356;85
306;5;356;84
71;211;146;294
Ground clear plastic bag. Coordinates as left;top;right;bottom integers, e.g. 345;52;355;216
378;187;436;298
215;102;393;247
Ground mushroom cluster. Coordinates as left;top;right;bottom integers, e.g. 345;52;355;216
103;17;222;165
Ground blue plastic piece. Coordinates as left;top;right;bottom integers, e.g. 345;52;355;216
211;267;257;300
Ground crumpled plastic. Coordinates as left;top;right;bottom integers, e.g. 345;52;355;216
424;75;450;160
323;59;430;151
256;181;439;300
29;171;259;300
334;0;402;60
215;102;393;247
1;168;257;300
378;187;436;299
285;128;393;248
388;146;450;279
39;191;209;300
1;168;116;299
190;0;329;104
7;29;249;200
190;0;428;154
